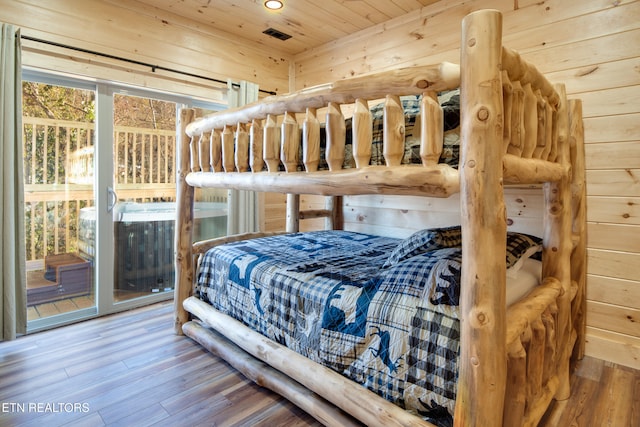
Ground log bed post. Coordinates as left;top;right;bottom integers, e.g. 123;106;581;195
569;99;587;361
286;193;301;233
326;196;343;230
455;10;506;426
543;84;573;402
174;108;196;335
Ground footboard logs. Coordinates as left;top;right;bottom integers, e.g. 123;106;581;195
504;277;564;427
263;114;280;172
500;48;564;185
325;102;346;171
221;125;235;172
249;118;264;172
281;111;300;172
303;108;321;172
184;296;436;427
210;130;222;172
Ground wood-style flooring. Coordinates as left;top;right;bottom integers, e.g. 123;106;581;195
1;301;638;427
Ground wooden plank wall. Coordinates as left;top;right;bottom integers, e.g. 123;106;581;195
0;0;290;100
3;0;637;368
290;0;640;369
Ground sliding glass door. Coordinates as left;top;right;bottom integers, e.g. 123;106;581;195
23;71;227;331
22;75;97;329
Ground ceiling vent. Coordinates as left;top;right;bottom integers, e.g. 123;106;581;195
263;28;292;41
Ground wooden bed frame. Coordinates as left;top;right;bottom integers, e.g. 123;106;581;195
173;10;587;427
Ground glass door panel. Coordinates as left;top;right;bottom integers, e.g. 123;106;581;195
112;93;178;301
22;81;96;325
111;95;229;302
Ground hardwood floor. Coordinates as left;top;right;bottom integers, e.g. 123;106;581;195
1;301;637;427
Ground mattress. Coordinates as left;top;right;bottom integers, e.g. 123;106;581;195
195;227;541;424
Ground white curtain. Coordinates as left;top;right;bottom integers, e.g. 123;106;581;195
226;80;260;235
0;23;26;341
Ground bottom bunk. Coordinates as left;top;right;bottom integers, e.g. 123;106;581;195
183;228;546;427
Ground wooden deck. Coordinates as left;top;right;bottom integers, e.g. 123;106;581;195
27;296;95;321
2;301;638;426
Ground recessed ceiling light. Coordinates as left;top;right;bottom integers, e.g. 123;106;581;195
264;0;283;10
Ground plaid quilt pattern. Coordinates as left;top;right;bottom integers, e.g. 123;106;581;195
196;230;463;422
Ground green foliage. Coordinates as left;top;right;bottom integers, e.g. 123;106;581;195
22;82;95;121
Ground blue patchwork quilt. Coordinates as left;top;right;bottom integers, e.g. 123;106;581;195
196;230;463;423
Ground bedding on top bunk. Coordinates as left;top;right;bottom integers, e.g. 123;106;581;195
195;226;542;425
300;90;461;171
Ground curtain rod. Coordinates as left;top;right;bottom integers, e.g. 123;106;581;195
20;35;277;96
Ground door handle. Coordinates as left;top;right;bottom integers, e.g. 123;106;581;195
107;187;118;213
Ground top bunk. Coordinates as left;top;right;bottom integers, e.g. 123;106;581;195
178;10;568;199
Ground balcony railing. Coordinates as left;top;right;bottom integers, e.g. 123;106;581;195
23;117;182;264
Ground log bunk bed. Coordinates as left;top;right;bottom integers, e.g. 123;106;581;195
173;10;587;427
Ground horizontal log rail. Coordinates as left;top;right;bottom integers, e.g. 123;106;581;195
192;231;289;255
185;63;461;136
186;165;461;197
298;209;332;220
185;152;567;195
501;47;559;108
502;155;568;185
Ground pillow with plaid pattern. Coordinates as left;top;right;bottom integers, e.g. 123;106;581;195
506;232;542;276
384;226;542;272
383;226;462;268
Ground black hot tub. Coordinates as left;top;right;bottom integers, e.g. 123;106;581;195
79;202;227;293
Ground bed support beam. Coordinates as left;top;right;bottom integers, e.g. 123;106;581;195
184;296;436;427
186;165;460;197
182;321;362;427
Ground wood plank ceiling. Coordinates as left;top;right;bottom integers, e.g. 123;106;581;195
133;0;441;56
